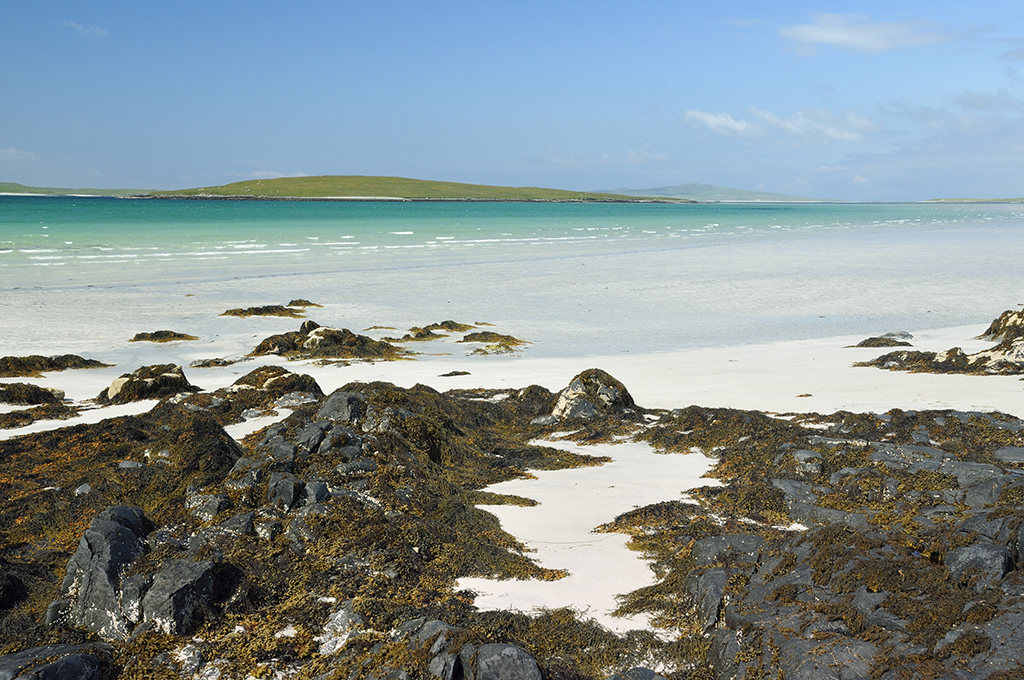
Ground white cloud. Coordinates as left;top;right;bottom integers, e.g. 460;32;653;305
682;110;757;136
853;174;869;183
779;14;951;54
0;147;39;162
64;22;108;38
751;108;877;142
683;107;877;143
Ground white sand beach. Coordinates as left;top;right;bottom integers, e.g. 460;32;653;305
3;216;1024;636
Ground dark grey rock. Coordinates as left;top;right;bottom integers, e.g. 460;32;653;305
295;421;330;451
687;567;728;633
779;637;875;680
964;478;1009;508
267;472;303;511
317;391;365;424
337;458;378;475
691;534;763;567
219;512;255;536
187;493;231;523
939;460;1003;489
0;643;113;680
959;513;1015;542
255;520;283;541
946;543;1012;583
994;446;1024;463
474;644;541;680
141;559;215;635
51;506;152;640
303;481;330;506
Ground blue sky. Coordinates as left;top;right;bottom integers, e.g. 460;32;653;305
3;1;1024;200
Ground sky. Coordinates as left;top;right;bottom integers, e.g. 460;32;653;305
3;1;1024;200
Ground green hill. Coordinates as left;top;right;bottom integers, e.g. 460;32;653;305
926;197;1024;203
599;182;822;202
151;176;676;202
0;182;145;196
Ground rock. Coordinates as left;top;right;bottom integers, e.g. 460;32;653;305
0;382;63;405
852;336;913;348
97;364;200;405
545;369;639;422
267;472;304;511
994;446;1024;463
946;543;1012;583
691;534;763;566
187;493;231;522
0;643;114;680
50;506;153;640
0;567;27;610
317;391;365;424
317;600;364;655
251;322;406;359
0;354;110;379
129;330;199;343
141;559;216;635
474;644;542;680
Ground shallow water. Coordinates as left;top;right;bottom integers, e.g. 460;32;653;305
2;197;1023;357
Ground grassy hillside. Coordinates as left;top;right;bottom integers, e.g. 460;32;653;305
152;175;670;201
600;182;821;202
0;182;145;196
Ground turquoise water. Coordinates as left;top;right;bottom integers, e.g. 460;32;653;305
2;196;1024;288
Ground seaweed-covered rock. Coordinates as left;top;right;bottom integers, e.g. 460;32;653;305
851;334;913;348
96;364;199;404
141;559;216;635
981;309;1024;342
220;305;304;318
0;643;114;680
251;321;407;360
129;330;199;343
533;369;640;424
0;382;63;405
47;506;153;640
0;354;110;378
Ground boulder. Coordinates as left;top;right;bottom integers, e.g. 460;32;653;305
475;644;542;680
946;543;1012;584
0;643;114;680
48;506;153;640
536;369;640;423
141;559;216;635
97;364;199;405
317;391;366;424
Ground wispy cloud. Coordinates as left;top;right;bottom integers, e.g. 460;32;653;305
64;21;108;38
1000;47;1024;62
683;107;877;143
953;89;1024;113
681;110;756;136
751;108;877;142
779;14;952;54
0;147;40;162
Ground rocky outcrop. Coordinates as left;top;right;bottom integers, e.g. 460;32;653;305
532;368;641;424
0;354;110;378
850;331;913;348
859;309;1024;375
0;642;114;680
220;304;304;318
96;364;199;404
0;383;63;405
129;330;198;342
251;320;407;360
46;506;153;640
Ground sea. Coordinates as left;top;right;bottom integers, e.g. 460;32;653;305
2;196;1024;357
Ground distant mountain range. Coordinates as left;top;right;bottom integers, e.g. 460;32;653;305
598;183;823;202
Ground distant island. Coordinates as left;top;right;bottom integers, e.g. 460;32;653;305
599;182;825;202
